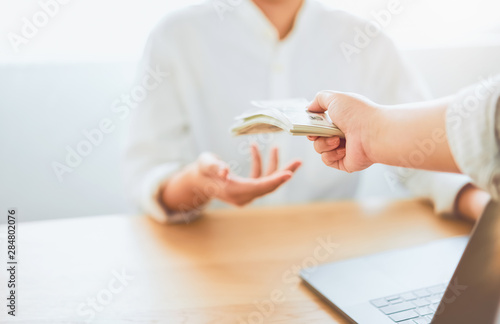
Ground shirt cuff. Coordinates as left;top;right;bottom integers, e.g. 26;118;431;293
140;164;204;224
398;168;472;217
446;77;500;200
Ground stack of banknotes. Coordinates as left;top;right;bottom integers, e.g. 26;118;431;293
230;99;344;137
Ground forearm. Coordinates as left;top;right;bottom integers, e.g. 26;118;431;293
371;98;460;173
160;163;214;212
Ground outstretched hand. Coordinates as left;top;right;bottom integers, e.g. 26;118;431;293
197;144;302;206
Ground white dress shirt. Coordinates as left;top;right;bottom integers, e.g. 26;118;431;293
447;76;500;200
124;0;470;223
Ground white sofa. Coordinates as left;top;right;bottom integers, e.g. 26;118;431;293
1;44;499;223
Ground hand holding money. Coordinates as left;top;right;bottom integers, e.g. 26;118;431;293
230;99;344;137
307;91;378;173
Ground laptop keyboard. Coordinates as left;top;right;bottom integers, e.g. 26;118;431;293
370;283;447;323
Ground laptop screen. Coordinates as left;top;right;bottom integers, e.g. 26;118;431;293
432;201;500;324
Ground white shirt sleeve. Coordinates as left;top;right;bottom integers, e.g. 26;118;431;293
396;168;471;216
365;33;471;217
446;76;500;200
123;28;203;224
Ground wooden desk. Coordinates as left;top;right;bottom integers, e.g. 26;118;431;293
0;199;472;323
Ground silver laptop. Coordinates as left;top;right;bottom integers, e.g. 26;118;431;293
301;201;500;324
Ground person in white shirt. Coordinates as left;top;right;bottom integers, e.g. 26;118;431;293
307;77;500;199
124;0;489;223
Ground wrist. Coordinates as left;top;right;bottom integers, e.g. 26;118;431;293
362;104;387;165
161;163;215;212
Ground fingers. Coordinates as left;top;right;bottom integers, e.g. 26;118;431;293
321;149;347;168
282;159;302;173
307;136;318;141
253;170;293;196
223;171;293;207
313;136;341;154
307;90;337;113
265;146;279;176
250;143;262;178
224;164;298;206
252;145;295;177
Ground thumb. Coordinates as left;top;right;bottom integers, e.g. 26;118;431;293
197;152;229;178
307;90;339;113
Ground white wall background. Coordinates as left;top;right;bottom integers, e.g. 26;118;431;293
1;0;499;63
1;0;500;223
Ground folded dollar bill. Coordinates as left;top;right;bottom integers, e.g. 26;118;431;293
230;98;344;137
